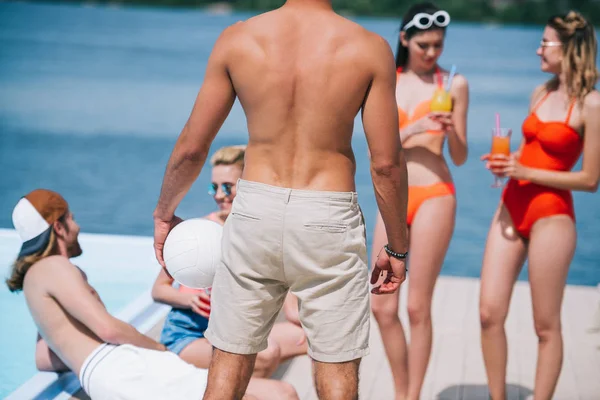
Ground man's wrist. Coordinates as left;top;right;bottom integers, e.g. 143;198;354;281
153;209;173;222
384;244;408;260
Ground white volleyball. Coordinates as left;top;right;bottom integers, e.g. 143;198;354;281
163;218;223;289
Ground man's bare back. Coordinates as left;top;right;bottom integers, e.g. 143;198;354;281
154;3;409;397
192;3;397;192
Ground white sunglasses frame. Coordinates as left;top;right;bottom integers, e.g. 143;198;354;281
403;10;451;31
540;40;562;48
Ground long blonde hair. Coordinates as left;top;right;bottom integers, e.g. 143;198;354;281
6;229;59;293
546;11;598;103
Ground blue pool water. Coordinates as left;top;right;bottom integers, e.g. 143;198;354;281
1;1;599;397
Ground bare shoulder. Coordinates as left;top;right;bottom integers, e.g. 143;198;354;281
583;90;600;110
221;20;246;37
215;21;243;43
29;255;72;275
24;256;79;292
329;14;392;54
363;30;394;55
211;20;247;53
74;265;88;281
31;256;85;282
357;30;395;73
531;83;547;103
583;90;600;129
450;74;469;94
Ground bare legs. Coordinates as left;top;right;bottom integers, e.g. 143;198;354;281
480;204;575;400
180;336;281;377
479;205;528;400
245;378;299;400
528;216;575;400
371;195;455;400
203;348;360;400
371;213;409;399
203;349;256;400
184;323;306;400
314;358;361;400
268;322;309;362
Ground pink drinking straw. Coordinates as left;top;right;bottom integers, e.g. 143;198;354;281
491;113;503;187
495;113;501;133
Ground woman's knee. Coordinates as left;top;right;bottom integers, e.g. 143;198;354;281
255;341;281;375
480;301;508;331
371;300;399;326
407;300;431;326
276;382;300;400
534;317;561;342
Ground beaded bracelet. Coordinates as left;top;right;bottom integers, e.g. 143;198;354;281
384;244;408;260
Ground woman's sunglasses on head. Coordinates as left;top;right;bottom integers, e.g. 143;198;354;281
540;40;562;48
403;10;450;31
208;182;234;197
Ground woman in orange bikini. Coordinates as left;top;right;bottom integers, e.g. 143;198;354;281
481;11;600;400
370;3;469;399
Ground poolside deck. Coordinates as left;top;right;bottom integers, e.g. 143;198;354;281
71;276;600;400
277;276;600;400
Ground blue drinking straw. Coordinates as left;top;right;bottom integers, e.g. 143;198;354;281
446;65;457;91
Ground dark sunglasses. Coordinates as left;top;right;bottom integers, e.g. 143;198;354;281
208;182;234;197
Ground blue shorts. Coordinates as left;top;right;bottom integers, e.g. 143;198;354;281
160;308;209;354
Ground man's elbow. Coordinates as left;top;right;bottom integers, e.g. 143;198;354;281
96;321;127;345
371;159;402;177
174;145;205;165
174;126;209;163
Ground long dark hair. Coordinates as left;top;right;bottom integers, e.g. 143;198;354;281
396;2;447;68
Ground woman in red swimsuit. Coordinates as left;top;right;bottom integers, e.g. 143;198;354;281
370;2;469;399
481;11;600;400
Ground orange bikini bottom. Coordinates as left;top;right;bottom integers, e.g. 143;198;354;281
502;179;575;239
407;182;456;227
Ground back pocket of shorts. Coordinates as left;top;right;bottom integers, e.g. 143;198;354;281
304;221;348;233
231;211;261;221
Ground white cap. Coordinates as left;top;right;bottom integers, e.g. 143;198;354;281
12;198;51;242
12;189;68;257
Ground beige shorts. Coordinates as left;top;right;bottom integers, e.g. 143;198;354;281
204;179;370;363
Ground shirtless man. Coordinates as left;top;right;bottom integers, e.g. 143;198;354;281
153;0;409;399
7;189;211;400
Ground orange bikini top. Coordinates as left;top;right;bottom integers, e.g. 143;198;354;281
396;66;444;135
519;92;583;173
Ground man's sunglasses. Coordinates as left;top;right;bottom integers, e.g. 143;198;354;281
208;182;234;197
